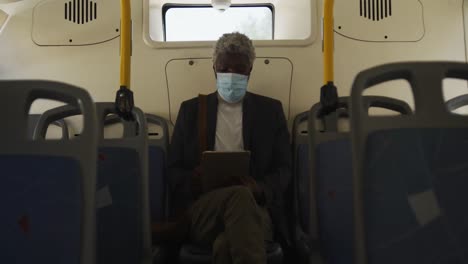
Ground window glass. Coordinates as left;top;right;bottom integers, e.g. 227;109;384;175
164;5;273;41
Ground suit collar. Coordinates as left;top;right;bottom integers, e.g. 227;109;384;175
242;92;253;150
206;92;218;150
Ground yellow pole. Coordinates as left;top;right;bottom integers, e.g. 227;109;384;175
323;0;334;85
120;0;131;89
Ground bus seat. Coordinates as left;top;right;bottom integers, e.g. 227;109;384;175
104;113;170;223
36;103;152;264
0;80;97;264
145;114;170;223
351;62;468;264
103;113;170;262
295;96;410;264
447;94;468;112
91;103;152;264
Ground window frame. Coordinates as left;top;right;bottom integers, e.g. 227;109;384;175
0;9;8;33
143;0;318;49
161;3;275;42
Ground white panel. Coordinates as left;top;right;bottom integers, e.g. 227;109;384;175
274;0;314;40
0;9;7;31
335;0;424;42
0;0;38;15
166;57;292;123
32;0;120;46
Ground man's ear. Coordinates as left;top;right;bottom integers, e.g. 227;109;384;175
247;66;253;80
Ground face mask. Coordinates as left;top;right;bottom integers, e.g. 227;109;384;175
216;72;248;103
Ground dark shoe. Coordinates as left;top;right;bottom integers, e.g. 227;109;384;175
152;213;190;245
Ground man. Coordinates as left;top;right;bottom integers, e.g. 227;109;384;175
167;32;291;264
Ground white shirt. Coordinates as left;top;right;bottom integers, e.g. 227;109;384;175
214;97;244;151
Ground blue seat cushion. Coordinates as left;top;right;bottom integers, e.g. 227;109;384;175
0;155;81;264
96;147;142;264
297;140;354;264
316;139;354;264
148;146;166;222
364;128;468;264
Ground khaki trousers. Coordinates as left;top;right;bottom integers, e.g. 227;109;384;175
189;186;273;264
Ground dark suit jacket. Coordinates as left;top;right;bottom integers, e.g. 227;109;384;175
168;91;292;243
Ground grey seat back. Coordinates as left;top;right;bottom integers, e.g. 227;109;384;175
27;114;68;140
447;94;468;112
351;62;468;264
0;80;97;264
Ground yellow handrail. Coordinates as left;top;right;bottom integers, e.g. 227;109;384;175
323;0;334;85
120;0;131;89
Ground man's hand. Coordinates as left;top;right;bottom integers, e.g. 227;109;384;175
240;176;266;206
191;166;203;199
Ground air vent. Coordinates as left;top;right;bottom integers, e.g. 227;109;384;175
65;0;97;24
360;0;392;21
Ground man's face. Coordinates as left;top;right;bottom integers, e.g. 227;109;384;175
214;52;252;76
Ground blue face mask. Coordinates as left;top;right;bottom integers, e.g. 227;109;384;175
216;73;248;103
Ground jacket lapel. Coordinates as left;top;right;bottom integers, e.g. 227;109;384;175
206;92;218;150
242;92;253;151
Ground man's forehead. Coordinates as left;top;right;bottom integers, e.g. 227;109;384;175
216;53;249;63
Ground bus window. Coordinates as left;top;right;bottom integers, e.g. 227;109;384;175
145;0;317;47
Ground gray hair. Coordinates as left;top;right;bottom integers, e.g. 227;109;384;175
213;32;256;67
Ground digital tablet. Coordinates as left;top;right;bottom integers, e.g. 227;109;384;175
201;151;250;193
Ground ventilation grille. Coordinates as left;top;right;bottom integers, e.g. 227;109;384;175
65;0;97;24
360;0;392;21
